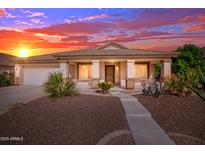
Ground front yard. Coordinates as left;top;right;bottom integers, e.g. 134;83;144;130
0;94;134;145
135;94;205;144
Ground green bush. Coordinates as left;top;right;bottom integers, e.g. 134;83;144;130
154;64;161;79
44;72;77;97
172;44;205;75
164;68;198;97
0;72;14;87
98;81;113;93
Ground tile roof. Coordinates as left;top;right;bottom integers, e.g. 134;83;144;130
13;42;177;62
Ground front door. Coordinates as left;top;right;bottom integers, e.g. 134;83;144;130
105;65;115;84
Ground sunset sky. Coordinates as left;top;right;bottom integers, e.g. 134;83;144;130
0;8;205;57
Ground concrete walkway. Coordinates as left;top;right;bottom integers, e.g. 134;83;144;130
111;91;175;145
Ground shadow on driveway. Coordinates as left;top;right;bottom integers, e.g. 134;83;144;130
0;86;45;110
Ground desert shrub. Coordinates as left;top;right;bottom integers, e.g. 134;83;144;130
187;66;205;101
164;75;191;96
0;72;14;87
44;72;77;97
98;81;113;93
164;68;198;97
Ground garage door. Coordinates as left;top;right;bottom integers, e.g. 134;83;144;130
24;68;59;86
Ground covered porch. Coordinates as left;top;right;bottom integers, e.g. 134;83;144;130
59;58;172;89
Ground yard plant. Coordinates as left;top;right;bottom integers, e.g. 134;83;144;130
172;44;205;76
164;44;205;98
187;66;205;101
0;72;14;87
44;72;77;97
98;81;113;93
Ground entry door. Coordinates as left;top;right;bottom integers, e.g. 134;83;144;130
105;65;115;84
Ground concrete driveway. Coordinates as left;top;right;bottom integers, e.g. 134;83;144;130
0;86;45;109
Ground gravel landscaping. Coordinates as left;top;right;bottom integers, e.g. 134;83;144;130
0;94;134;145
135;94;205;145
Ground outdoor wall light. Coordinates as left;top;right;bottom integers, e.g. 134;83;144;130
15;65;19;71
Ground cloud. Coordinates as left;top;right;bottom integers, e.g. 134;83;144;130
30;19;43;24
178;14;205;23
25;21;114;35
34;33;65;43
15;20;32;26
89;31;171;44
28;12;46;18
21;9;47;18
61;35;89;43
0;29;97;54
0;9;5;17
117;9;205;31
79;14;110;21
184;24;205;32
0;9;16;18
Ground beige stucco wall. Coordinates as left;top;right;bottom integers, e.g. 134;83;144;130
22;63;60;68
73;63;78;79
160;59;171;79
100;61;105;81
120;61;127;88
68;63;75;79
149;63;155;79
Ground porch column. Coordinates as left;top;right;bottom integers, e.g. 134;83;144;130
127;59;135;89
91;60;100;88
60;62;69;78
14;64;22;85
160;59;171;80
149;63;155;79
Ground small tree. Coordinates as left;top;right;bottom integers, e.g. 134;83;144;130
172;44;205;75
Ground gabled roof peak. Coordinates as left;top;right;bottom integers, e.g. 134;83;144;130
96;42;129;50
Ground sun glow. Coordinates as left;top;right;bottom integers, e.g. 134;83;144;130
18;48;29;57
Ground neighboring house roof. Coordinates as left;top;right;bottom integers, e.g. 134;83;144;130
0;53;16;67
13;42;177;63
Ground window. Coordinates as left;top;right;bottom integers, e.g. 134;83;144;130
135;64;148;79
78;64;92;80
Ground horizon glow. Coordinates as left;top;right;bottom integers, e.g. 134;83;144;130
0;8;205;57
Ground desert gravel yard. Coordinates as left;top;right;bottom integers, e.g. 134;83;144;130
0;94;134;145
135;94;205;145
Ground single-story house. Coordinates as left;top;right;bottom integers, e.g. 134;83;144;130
0;53;16;73
13;42;177;89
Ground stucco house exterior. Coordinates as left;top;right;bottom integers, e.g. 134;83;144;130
13;42;177;89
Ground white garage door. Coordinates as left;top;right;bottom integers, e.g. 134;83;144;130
24;68;59;86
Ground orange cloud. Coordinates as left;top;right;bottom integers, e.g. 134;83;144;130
0;9;5;17
185;24;205;32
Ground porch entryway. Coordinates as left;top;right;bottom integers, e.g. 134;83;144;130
105;65;115;84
